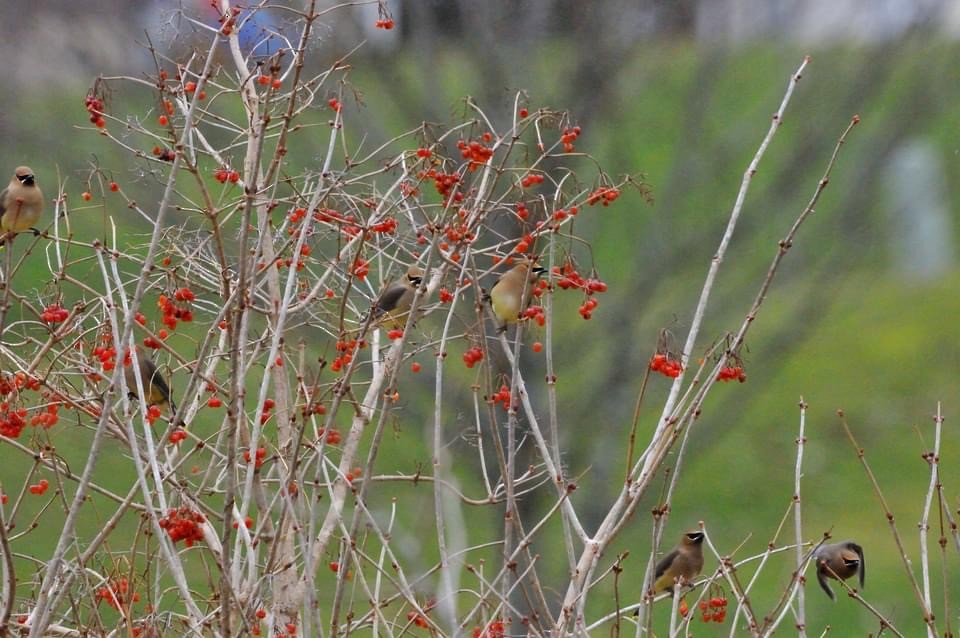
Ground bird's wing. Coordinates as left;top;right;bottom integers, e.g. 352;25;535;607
851;543;865;589
654;549;679;580
143;358;171;402
816;565;836;601
375;284;407;315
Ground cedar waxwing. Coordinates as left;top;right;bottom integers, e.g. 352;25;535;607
653;530;705;595
487;261;546;331
372;267;423;329
813;541;865;601
0;167;43;236
124;351;176;413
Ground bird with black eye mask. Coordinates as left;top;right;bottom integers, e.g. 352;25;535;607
653;530;705;595
0;166;43;238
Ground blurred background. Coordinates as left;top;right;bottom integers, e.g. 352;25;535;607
2;0;959;634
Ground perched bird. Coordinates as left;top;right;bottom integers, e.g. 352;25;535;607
813;541;865;600
372;267;423;329
0;166;43;236
124;351;175;413
653;530;705;595
488;261;546;330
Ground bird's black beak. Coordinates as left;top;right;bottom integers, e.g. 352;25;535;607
686;531;705;543
17;174;35;186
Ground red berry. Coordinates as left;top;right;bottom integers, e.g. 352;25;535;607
109;182;119;192
519;107;529;118
410;362;421;373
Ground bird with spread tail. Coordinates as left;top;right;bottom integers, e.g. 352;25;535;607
813;540;865;600
653;530;705;595
487;261;546;331
124;350;176;414
372;266;423;330
0;166;43;238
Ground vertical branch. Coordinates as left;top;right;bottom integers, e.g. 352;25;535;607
918;404;943;629
794;398;808;637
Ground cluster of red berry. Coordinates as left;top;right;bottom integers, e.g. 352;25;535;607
406;611;430;628
444;218;475;245
552;205;579;221
96;578;140;611
332;337;364;372
157;288;195;331
551;263;609;320
520;173;545;188
182;81;206;100
578;297;599;319
28;479;49;495
490;384;512;412
213;167;240;184
144;405;162;425
0;372;39;395
41;304;69;324
151;145;176;162
93;341;118;372
586;186;621;206
370;217;398;234
507;234;532;256
317;427;342;445
415;147;432;158
522;305;546;327
244;447;267;469
256;74;283;91
30;402;59;429
84;94;106;129
232;515;254;530
438;287;454;303
716;365;747;383
375;17;395;29
0;403;25;438
275;243;310;272
159;507;205;546
457;137;494;171
472;619;506;638
259;398;276;425
649;353;683;378
418;168;462;204
345;467;364;483
698;596;728;623
352;258;370;281
463;345;485;368
560;126;581;153
168;428;187;444
554;268;608;294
